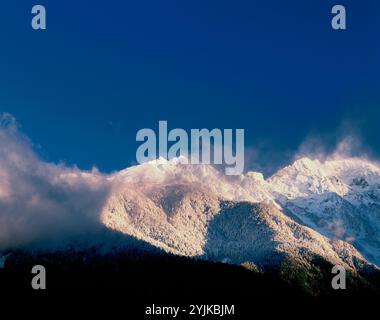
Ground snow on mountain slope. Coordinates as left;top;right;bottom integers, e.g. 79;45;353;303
101;156;380;272
101;179;374;278
269;158;380;264
102;183;221;256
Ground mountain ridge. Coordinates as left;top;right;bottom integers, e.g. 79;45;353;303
103;156;380;266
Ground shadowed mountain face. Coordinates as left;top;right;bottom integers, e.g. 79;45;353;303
204;202;278;266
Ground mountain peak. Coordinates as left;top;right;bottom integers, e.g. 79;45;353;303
294;156;321;166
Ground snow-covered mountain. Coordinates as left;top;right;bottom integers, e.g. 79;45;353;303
1;151;379;293
269;158;380;265
101;156;380;271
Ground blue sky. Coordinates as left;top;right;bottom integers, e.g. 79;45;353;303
0;0;379;175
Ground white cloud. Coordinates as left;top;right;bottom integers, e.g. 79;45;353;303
0;113;112;250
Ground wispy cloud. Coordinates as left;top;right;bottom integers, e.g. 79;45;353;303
294;120;377;163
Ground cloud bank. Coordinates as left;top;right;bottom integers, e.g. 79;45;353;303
0;113;111;250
